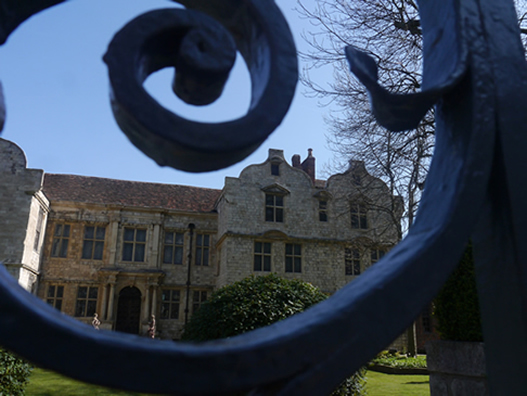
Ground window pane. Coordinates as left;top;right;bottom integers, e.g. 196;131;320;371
172;291;180;302
294;244;301;255
75;301;86;317
51;239;60;257
202;248;209;266
294;257;301;273
193;291;199;300
163;246;173;264
175;233;184;244
63;225;70;237
59;239;68;257
174;246;183;264
124;228;134;241
161;303;170;319
95;227;106;240
276;208;283;222
56;286;64;298
55;300;62;311
85;226;94;239
254;255;262;271
122;243;133;261
134;244;145;262
170;305;179;319
54;224;62;236
88;287;98;299
47;286;55;298
265;207;274;222
266;194;274;206
165;231;174;244
77;287;87;299
86;300;97;317
285;257;293;272
360;217;368;229
196;248;202;265
196;234;202;245
275;196;283;207
93;241;104;260
136;229;146;242
286;244;292;255
203;235;210;246
263;243;271;254
263;256;271;271
82;241;93;259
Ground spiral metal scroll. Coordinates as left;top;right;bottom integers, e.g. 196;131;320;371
1;0;527;394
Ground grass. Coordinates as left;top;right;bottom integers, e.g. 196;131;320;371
25;367;430;396
25;368;152;396
366;371;430;396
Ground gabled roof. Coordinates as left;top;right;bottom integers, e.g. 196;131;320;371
42;174;221;213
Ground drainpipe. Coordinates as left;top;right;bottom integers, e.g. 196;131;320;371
184;223;195;325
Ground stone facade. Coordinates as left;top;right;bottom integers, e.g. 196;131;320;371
1;139;417;343
0;139;49;292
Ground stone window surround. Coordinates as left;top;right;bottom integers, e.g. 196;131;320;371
285;243;302;273
254;241;272;272
51;223;71;258
160;289;182;320
345;248;361;276
163;230;185;265
195;233;210;266
192;290;208;314
350;203;369;230
46;284;64;311
74;285;99;317
81;224;106;261
121;227;147;263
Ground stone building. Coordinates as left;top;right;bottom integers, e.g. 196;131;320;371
1;138;418;342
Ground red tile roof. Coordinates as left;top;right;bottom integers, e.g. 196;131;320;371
43;174;221;213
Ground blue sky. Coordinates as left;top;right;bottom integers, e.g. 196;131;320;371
0;0;340;189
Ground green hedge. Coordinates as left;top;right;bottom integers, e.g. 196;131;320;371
0;348;32;396
434;244;483;342
182;274;366;395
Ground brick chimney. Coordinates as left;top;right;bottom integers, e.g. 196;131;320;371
301;149;315;182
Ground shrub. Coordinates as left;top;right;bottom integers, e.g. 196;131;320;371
0;348;32;396
434;244;483;341
183;274;366;395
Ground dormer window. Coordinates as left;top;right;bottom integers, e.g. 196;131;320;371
262;184;289;223
271;163;280;176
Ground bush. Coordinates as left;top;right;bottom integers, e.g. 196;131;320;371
183;274;366;395
434;244;483;341
182;274;327;341
0;348;32;396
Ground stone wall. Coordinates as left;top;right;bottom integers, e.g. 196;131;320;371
0;138;48;291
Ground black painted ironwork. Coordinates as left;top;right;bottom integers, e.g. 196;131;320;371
0;0;526;394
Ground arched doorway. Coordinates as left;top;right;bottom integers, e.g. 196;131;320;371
115;286;142;334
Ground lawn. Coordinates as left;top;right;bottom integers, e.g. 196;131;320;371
25;368;430;395
366;370;430;396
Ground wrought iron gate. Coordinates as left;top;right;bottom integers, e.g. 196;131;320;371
1;0;527;394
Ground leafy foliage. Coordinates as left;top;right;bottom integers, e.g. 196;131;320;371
434;244;483;342
182;274;366;395
370;351;427;369
0;348;32;396
182;274;327;341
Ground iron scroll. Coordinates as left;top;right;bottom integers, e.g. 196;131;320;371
0;0;526;394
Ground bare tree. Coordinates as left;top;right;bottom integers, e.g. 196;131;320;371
299;0;527;357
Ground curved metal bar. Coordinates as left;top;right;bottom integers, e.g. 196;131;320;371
0;0;525;394
104;2;297;172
